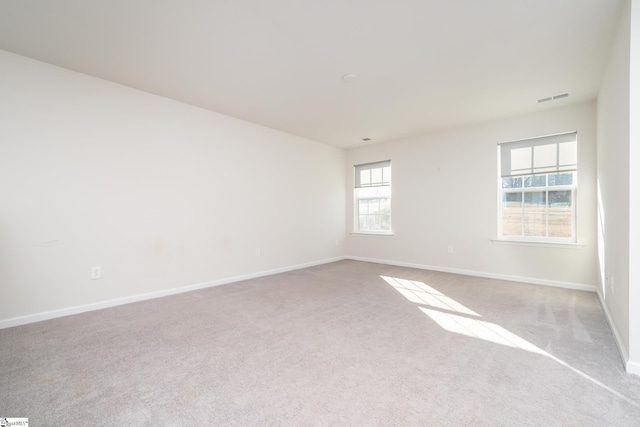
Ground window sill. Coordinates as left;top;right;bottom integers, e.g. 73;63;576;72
351;231;395;237
491;239;584;249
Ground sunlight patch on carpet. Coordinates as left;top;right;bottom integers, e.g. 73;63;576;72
380;274;639;407
380;275;478;316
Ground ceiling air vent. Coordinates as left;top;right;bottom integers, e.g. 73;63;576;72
538;92;570;103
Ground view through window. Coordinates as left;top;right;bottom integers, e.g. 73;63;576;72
499;132;577;242
354;160;391;233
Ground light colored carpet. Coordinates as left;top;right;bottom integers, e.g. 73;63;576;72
1;260;639;426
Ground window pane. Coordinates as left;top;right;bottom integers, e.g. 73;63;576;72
503;192;522;205
510;147;532;173
549;190;572;208
381;215;391;231
524;174;546;188
382;166;391;185
357;186;390;198
548;172;573;186
370;167;383;185
558;140;577;168
523;191;546;236
502;176;522;189
371;199;379;214
502;192;522;236
380;198;391;214
533;144;557;171
357;198;391;232
358;199;369;215
548;213;572;237
367;215;380;230
548;191;572;237
524;191;546;208
502;212;522;236
523;213;546;236
359;170;371;186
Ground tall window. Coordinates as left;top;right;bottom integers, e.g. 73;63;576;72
354;160;391;233
499;132;577;242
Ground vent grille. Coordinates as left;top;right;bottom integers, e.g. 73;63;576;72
538;92;570;103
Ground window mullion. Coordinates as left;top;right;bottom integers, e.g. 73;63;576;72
546;189;549;238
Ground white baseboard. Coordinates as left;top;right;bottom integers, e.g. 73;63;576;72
596;290;630;372
0;255;600;330
0;257;343;330
346;256;596;292
596;291;640;377
627;360;640;376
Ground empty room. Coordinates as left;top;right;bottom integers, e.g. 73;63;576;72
1;0;640;425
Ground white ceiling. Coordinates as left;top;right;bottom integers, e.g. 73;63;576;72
0;0;625;149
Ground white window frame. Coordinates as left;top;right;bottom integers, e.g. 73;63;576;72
497;132;578;244
353;160;392;235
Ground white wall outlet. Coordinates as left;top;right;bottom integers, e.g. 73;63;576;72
447;245;454;254
91;266;102;280
255;248;261;257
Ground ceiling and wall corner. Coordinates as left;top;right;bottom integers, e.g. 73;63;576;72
0;0;626;148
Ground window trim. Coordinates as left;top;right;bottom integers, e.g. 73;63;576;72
353;160;392;235
497;132;578;243
490;238;584;249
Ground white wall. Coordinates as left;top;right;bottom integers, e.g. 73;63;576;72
597;0;637;372
0;50;345;324
628;0;640;373
346;102;598;289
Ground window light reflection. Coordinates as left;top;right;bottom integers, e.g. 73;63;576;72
380;275;637;407
380;275;478;316
419;307;544;355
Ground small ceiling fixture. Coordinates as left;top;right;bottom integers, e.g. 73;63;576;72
342;74;357;83
538;92;570;103
362;137;372;142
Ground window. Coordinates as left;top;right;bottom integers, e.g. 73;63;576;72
498;132;577;242
354;160;391;233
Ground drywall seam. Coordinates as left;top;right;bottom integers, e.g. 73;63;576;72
0;257;344;330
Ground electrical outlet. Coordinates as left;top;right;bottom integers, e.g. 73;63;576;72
447;245;454;254
255;248;261;257
91;266;102;280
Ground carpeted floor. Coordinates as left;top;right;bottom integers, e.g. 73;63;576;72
1;260;639;426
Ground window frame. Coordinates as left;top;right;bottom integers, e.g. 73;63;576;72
497;132;578;244
353;160;392;235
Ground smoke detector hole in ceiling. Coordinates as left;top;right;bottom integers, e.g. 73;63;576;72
342;74;357;83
